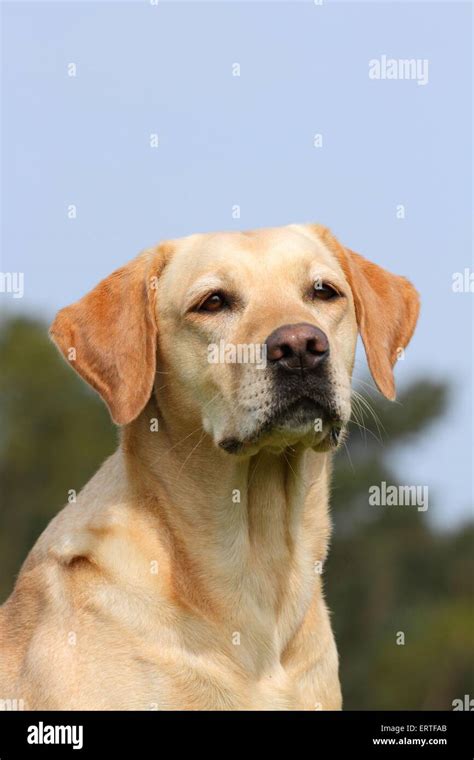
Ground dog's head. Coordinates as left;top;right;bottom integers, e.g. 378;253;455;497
50;224;419;455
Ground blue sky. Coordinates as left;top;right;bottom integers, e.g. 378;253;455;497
1;0;472;527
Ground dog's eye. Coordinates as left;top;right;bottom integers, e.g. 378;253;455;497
312;282;340;301
198;292;228;313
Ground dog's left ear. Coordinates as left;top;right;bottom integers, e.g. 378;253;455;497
50;246;168;425
337;246;420;400
314;226;420;400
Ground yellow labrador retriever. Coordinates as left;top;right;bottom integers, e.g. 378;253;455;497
0;224;419;710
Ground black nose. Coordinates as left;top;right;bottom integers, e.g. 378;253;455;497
265;322;329;373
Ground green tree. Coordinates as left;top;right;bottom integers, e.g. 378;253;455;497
327;381;474;709
0;316;116;601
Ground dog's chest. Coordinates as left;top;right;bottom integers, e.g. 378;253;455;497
83;645;305;710
70;583;309;710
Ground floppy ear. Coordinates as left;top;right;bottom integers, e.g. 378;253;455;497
50;247;167;425
316;227;420;400
337;248;420;399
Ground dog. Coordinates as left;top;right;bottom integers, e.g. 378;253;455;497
0;224;419;709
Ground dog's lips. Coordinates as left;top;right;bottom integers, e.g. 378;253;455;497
268;395;331;430
218;394;342;455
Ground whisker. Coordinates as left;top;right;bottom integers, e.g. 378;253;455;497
342;440;355;473
176;429;206;477
350;398;367;446
351;389;387;440
348;418;383;445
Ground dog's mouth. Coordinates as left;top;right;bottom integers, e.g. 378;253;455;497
268;395;334;429
219;393;344;455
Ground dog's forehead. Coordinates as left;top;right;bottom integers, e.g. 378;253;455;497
161;225;343;295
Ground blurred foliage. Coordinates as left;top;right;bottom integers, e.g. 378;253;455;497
328;380;474;709
0;316;117;596
0;316;472;709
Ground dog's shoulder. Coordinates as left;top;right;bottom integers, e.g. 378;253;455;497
0;452;175;706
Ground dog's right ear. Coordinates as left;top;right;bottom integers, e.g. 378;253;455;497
50;246;169;425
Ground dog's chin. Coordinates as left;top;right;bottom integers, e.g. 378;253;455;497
218;397;346;456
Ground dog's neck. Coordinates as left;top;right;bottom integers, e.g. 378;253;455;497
122;398;332;661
